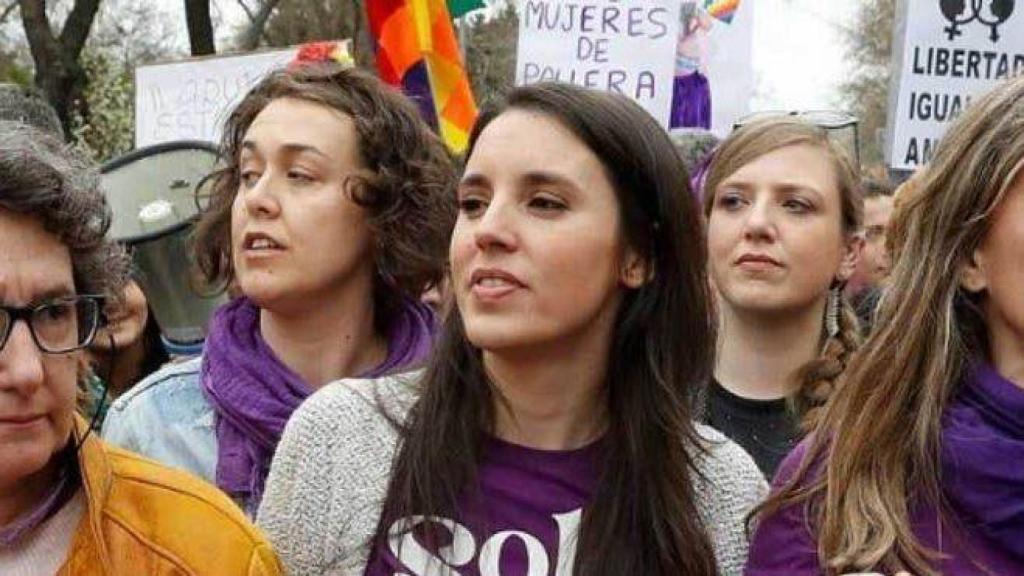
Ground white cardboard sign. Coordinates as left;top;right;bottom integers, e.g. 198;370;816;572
515;0;681;127
135;48;298;148
888;0;1024;170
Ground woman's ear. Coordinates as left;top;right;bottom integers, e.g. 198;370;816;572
620;250;653;289
960;248;989;294
836;233;864;282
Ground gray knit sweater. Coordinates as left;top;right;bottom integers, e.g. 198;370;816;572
257;372;768;576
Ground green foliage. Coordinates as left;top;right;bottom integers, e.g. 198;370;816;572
838;0;896;172
0;49;32;85
67;0;177;161
70;50;133;163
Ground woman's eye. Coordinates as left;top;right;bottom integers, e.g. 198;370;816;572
528;195;566;212
41;304;71;321
458;197;487;216
239;170;261;188
716;192;746;210
782;199;813;213
287;170;314;183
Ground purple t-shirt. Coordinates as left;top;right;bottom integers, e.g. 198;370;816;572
746;362;1024;575
364;436;602;576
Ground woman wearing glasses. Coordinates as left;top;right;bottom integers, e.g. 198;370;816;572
258;83;766;575
0;122;281;574
700;116;863;478
747;75;1024;576
102;61;456;517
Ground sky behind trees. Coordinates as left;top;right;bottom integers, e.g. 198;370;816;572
752;0;858;110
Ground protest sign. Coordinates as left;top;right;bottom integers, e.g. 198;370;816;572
679;0;753;135
887;0;1024;170
135;47;299;147
515;0;681;127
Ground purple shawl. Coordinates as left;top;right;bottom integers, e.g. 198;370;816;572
746;362;1024;575
201;296;435;512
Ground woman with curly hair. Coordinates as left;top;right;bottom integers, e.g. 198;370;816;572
102;62;457;517
700;118;863;478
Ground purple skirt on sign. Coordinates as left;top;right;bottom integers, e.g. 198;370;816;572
670;71;712;129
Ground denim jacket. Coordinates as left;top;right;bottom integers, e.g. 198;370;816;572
101;356;219;490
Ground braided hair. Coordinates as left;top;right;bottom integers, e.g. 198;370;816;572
792;296;861;431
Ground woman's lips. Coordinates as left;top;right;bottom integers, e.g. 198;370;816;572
468;268;525;301
0;414;46;431
241;232;287;258
735;253;783;270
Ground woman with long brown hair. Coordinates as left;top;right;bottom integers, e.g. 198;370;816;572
701;118;863;478
746;77;1024;575
257;83;766;575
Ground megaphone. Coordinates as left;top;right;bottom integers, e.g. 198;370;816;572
101;141;228;353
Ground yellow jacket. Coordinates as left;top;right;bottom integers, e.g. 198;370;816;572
57;417;282;575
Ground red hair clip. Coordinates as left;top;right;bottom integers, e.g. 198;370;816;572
289;41;354;70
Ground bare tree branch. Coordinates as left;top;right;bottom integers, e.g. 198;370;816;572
235;0;255;21
19;0;58;65
58;0;101;57
239;0;281;50
19;0;101;138
0;2;19;25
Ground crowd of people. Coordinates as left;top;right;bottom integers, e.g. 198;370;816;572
1;54;1022;576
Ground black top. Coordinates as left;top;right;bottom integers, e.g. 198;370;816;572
703;379;801;479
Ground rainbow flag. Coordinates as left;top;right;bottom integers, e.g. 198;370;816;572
366;0;478;153
705;0;740;24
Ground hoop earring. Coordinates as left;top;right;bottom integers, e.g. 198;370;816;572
826;284;841;339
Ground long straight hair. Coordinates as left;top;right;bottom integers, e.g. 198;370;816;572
756;76;1024;575
375;83;719;575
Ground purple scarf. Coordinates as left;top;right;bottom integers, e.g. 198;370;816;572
201;296;435;511
0;448;77;548
940;362;1024;563
747;362;1024;574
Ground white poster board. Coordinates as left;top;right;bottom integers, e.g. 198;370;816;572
888;0;1024;170
135;48;298;148
694;0;753;136
515;0;681;127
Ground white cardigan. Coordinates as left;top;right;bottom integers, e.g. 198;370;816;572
257;372;768;575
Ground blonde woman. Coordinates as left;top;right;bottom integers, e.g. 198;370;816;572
747;77;1024;575
701;118;863;478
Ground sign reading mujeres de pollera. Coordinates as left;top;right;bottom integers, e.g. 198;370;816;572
515;0;680;127
888;0;1024;170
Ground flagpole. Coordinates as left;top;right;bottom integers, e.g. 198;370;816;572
458;15;468;62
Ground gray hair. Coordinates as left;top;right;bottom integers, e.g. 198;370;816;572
0;84;63;137
0;121;129;299
669;129;720;175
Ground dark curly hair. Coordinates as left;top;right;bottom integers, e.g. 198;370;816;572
0;121;129;300
193;62;457;326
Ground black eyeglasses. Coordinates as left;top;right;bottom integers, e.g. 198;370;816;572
733;110;861;168
0;295;104;354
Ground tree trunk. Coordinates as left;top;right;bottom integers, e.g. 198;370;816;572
184;0;215;55
354;0;375;69
19;0;100;139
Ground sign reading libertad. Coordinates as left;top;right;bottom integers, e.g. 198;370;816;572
888;0;1024;170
